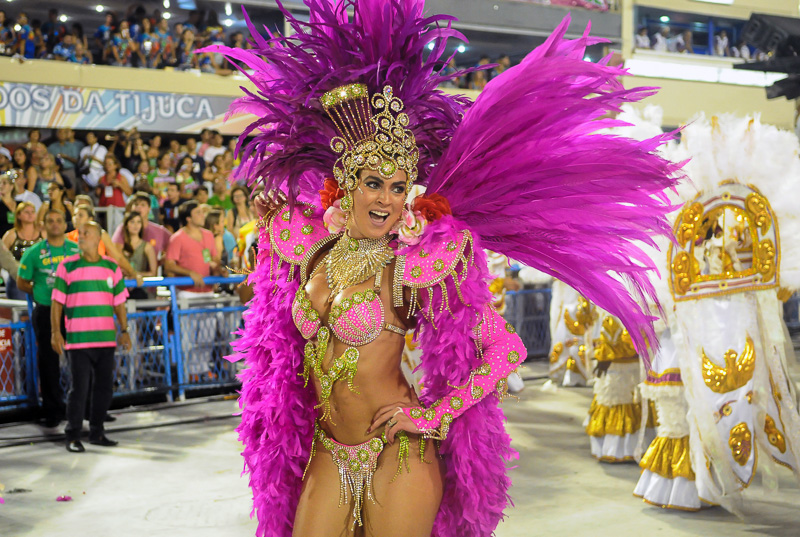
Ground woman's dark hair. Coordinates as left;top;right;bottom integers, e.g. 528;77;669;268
231;185;250;203
48;181;66;200
72;22;84;39
13;147;30;167
122;211;143;256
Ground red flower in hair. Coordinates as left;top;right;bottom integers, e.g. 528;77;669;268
412;193;452;223
320;178;344;210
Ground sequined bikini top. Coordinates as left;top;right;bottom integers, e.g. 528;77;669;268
293;286;405;347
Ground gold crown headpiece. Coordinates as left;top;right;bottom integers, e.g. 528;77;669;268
321;84;419;211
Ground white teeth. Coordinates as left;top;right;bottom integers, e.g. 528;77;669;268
371;211;389;217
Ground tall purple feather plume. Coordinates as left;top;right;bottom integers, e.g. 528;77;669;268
199;0;476;205
426;17;683;360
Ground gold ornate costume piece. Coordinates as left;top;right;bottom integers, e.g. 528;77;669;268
729;422;753;466
701;335;756;394
321;84;419;211
668;184;780;301
765;415;787;454
325;232;394;297
304;423;415;528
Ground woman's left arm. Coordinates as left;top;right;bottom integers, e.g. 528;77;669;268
372;305;525;442
142;243;158;277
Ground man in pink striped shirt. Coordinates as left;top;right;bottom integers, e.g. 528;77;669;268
51;222;132;453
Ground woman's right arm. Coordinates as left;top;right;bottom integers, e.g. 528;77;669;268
36;202;49;226
2;230;16;250
143;243;158;277
26;167;37;192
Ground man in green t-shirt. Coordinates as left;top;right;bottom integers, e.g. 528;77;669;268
207;179;233;212
17;210;80;428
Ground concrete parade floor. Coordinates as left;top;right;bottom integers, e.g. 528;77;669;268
2;364;800;537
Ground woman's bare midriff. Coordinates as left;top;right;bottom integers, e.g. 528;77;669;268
304;258;418;446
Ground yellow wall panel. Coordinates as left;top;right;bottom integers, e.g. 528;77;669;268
624;75;794;128
0;57;253;97
633;0;799;19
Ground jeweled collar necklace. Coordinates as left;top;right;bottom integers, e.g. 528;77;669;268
325;231;394;297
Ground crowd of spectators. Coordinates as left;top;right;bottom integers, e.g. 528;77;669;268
441;54;513;91
0;5;521;86
0;6;244;74
635;26;768;61
0;127;259;300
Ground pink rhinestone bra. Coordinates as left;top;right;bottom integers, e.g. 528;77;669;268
292;287;405;347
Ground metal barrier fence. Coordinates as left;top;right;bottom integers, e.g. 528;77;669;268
0;300;36;411
503;288;552;358
0;276;245;417
2;279;797;417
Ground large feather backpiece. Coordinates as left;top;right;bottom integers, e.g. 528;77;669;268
425;18;684;359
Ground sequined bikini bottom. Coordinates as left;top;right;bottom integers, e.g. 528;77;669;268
304;422;427;527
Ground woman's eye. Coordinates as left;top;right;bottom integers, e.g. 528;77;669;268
392;187;405;195
365;181;380;190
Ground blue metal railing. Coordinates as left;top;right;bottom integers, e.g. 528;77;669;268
4;283;799;415
504;288;552;358
1;275;246;414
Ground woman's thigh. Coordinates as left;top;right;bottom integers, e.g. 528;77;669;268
293;443;358;537
363;437;444;537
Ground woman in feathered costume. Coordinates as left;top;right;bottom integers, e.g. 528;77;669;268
205;1;681;535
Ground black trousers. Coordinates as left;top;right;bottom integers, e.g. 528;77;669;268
65;347;116;441
32;305;66;422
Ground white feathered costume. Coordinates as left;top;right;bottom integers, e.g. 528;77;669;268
631;111;800;512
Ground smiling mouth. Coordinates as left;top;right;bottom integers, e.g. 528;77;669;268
368;210;389;226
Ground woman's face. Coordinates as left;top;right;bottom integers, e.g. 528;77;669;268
29;130;40;143
41;154;54;170
0;177;11;196
348;168;407;240
19;205;36;224
151;135;161;148
73;207;90;228
137;161;149;174
13;149;26;166
48;183;63;201
232;189;247;206
170;140;180;153
127;214;143;236
104;157;117;173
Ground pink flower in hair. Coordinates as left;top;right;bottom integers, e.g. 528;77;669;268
396;206;426;245
323;199;347;234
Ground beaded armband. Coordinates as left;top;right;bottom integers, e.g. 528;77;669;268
402;306;526;440
265;203;330;282
393;229;474;319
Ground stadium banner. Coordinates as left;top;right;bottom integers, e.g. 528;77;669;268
0;82;251;135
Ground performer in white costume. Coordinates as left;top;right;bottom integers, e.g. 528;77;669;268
548;280;597;386
633;113;800;511
586;309;654;462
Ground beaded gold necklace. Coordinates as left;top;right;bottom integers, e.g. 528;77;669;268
325;231;394;298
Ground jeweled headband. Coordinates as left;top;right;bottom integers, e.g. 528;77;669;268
321;84;419;211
